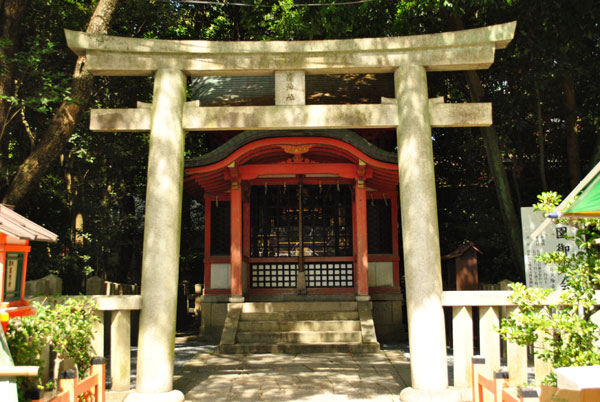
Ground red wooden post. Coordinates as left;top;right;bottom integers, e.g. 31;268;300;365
230;184;243;298
517;387;539;402
472;356;485;402
91;356;106;402
58;369;76;401
355;180;368;296
494;370;509;402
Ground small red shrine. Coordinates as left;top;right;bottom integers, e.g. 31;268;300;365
0;204;58;320
184;129;403;339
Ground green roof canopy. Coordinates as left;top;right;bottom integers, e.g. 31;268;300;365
563;174;600;217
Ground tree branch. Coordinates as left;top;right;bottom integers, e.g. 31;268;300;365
2;0;119;208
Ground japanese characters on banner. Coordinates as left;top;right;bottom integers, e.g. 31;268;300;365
5;255;18;292
521;207;578;290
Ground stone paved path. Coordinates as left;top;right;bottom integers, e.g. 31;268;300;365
173;349;411;401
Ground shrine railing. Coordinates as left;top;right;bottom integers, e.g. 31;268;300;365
88;295;140;392
29;357;106;402
442;290;600;389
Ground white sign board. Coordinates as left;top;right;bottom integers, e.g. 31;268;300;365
521;207;578;289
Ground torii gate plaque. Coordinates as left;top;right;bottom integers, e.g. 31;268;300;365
66;22;515;402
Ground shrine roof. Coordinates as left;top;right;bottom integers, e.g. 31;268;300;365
0;204;58;242
185;129;397;168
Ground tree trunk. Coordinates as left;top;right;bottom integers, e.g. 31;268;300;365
64;153;84;247
464;70;524;278
2;0;119;208
563;74;581;188
0;0;29;166
446;12;524;278
535;83;548;191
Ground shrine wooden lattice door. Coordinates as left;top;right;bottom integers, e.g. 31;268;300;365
249;184;354;289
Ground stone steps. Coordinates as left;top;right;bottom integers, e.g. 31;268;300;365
241;311;359;321
237;319;360;332
218;301;380;354
237;330;362;344
241;301;358;313
219;342;380;354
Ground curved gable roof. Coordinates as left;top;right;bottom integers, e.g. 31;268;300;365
185;129;397;168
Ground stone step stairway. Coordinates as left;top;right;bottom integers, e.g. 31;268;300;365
218;301;380;354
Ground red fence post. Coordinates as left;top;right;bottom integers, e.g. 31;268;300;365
518;387;539;402
494;370;509;402
58;369;76;401
472;356;485;402
91;356;106;402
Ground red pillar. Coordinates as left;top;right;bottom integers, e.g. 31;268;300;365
230;184;243;298
355;181;369;296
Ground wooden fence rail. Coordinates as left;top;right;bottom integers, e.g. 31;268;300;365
472;356;539;402
29;357;105;402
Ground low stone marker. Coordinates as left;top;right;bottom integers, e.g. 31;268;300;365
25;274;62;296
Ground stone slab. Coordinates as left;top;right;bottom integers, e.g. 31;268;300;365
91;103;492;132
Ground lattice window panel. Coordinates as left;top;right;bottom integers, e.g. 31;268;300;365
251;263;298;288
306;262;354;288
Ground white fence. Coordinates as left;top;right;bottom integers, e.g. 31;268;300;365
88;295;141;392
442;290;600;388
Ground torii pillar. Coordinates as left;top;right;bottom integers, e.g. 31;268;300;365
396;65;459;401
128;69;186;401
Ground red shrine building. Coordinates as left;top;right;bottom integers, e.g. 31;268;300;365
183;76;405;343
185;127;404;342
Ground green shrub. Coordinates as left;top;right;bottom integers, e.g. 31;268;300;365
6;297;100;395
498;192;600;385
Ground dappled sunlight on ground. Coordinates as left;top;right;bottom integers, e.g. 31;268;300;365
173;346;410;401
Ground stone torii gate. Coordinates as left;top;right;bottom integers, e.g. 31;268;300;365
65;22;515;402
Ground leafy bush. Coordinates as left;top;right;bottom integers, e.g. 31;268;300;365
6;297;100;395
498;192;600;385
